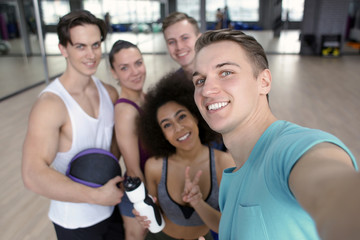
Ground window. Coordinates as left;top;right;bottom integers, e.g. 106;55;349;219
83;0;160;24
177;0;200;21
206;0;224;22
178;0;259;22
41;0;70;25
282;0;304;21
225;0;259;22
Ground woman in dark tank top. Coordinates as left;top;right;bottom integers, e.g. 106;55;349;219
135;72;234;240
109;40;149;240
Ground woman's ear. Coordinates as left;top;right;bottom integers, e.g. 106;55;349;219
258;69;272;95
110;68;118;80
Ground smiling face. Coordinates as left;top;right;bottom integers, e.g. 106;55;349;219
157;101;200;150
163;19;200;71
59;24;102;78
193;40;271;135
111;47;146;92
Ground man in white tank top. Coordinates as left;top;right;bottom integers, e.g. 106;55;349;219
22;10;124;239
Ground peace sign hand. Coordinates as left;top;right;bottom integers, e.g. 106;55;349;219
182;166;203;207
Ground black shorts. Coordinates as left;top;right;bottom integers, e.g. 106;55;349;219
53;206;124;240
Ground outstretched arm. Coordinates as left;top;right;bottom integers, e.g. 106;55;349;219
289;142;359;240
182;166;221;233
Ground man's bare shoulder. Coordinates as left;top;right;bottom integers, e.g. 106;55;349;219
29;92;67;125
36;91;65;109
101;81;119;103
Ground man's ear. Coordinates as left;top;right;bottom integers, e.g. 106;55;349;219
258;69;272;95
58;43;68;58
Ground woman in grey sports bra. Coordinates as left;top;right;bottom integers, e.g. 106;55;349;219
135;72;234;240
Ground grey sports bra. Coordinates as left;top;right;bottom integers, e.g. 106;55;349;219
157;147;219;226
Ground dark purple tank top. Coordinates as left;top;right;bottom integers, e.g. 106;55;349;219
115;98;150;174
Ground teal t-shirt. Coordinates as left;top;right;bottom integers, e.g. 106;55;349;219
219;120;357;240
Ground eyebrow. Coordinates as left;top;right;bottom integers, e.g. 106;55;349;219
166;33;190;41
159;109;185;125
193;61;240;77
216;61;240;68
116;57;142;67
116;63;128;68
192;71;200;77
72;40;100;46
180;33;190;37
72;42;84;46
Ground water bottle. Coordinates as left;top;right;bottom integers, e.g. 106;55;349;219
124;176;165;233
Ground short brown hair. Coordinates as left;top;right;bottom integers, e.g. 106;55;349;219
162;12;200;35
57;10;107;47
195;29;268;77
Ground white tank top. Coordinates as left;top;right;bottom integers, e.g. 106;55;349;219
40;77;115;229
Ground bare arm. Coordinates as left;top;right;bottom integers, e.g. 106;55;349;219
21;93;123;205
114;103;144;181
103;83;121;158
289;142;359;240
133;157;162;228
103;82;119;104
110;129;121;160
144;158;162;200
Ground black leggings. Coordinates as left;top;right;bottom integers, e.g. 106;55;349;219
53;206;124;240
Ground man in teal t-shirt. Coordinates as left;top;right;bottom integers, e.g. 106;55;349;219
193;29;360;240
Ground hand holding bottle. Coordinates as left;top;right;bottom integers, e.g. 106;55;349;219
124;176;165;233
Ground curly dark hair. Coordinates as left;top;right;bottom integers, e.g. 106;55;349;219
138;71;221;158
